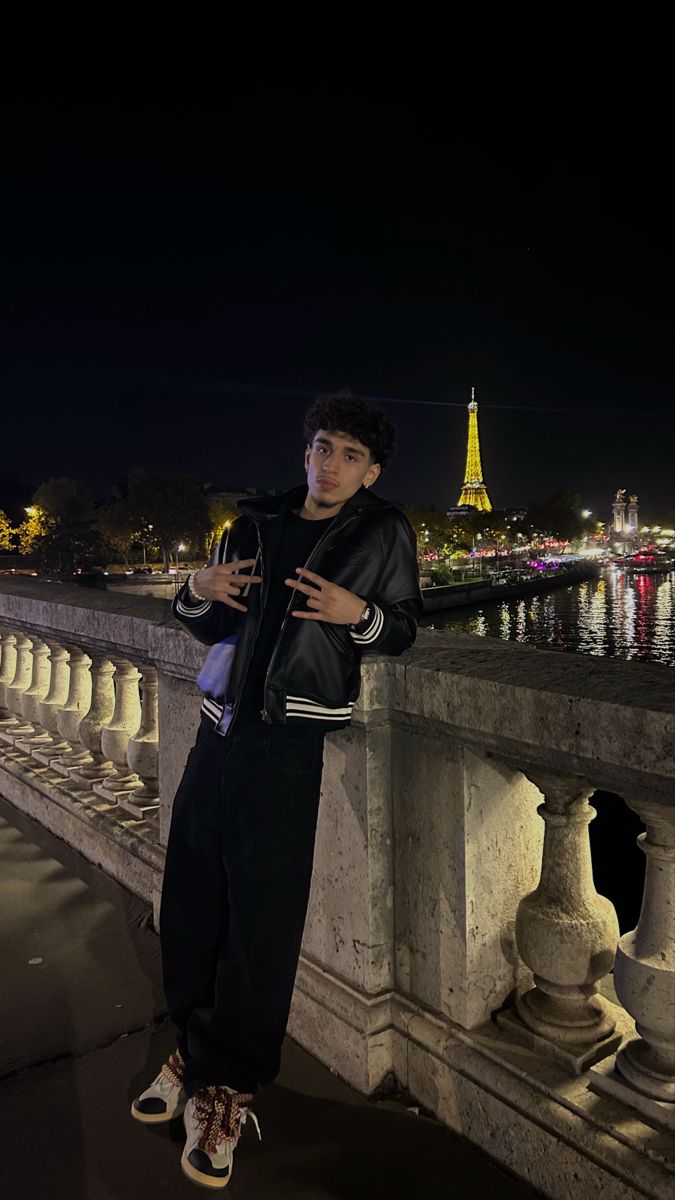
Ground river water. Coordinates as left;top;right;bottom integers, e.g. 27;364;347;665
421;567;675;667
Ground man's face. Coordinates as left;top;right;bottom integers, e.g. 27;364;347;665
304;428;381;506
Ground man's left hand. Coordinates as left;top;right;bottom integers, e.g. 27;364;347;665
285;567;366;625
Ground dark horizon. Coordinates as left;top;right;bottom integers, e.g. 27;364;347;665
2;40;673;522
2;371;670;527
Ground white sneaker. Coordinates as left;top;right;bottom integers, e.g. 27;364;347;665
131;1049;187;1123
181;1084;261;1190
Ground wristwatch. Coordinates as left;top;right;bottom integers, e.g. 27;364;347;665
350;601;372;632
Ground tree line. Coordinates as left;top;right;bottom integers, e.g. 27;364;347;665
0;472;594;578
0;469;239;575
403;491;596;559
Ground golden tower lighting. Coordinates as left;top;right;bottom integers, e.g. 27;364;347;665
457;387;492;512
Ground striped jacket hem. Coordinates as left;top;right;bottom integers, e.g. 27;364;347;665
199;694;356;728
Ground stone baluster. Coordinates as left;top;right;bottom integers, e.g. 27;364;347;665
0;629;18;710
17;643;70;752
78;658;141;787
53;656;115;778
0;634;37;737
590;797;675;1127
107;666;160;817
496;768;622;1073
33;646;93;765
16;638;52;731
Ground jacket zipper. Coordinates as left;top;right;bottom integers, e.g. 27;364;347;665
216;528;264;737
261;512;359;723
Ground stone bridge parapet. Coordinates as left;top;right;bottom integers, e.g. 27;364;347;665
0;577;673;1200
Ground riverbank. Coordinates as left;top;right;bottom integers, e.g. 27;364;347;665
421;564;600;613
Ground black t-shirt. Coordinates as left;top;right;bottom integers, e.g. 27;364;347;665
235;508;336;728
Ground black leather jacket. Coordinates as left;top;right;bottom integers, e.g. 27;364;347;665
172;481;423;735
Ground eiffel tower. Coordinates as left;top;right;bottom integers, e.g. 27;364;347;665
457;388;492;512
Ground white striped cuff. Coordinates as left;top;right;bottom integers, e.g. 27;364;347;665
348;602;384;645
176;595;213;619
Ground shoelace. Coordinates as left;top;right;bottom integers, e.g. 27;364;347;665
194;1085;262;1154
160;1048;185;1089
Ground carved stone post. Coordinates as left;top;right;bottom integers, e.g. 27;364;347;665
16;638;52;733
590;798;675;1128
17;643;70;751
80;658;141;789
1;638;50;739
497;769;622;1072
53;656;115;777
0;629;18;710
33;646;92;764
0;636;42;738
99;666;159;816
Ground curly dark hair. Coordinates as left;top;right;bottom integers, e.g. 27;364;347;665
302;390;397;470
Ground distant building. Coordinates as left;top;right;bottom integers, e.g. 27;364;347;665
446;504;480;518
446;505;526;522
611;489;640;550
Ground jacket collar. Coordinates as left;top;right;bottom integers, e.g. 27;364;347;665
236;482;391;523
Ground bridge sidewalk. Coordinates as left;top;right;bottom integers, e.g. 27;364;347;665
0;795;542;1199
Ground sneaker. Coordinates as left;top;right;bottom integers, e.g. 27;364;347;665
181;1084;261;1190
131;1048;187;1123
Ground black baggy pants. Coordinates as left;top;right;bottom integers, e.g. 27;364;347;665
159;715;326;1097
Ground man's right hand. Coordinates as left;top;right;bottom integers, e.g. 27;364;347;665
192;560;262;612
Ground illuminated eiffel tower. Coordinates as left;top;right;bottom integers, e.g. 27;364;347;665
457;387;492;511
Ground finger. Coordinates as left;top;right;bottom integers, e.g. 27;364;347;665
221;562;260;575
221;595;248;611
291;609;323;619
225;585;259;602
214;583;257;604
284;578;317;593
295;567;325;582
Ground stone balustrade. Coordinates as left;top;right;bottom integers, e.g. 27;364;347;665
0;576;673;1200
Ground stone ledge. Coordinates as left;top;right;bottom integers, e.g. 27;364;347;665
290;958;673;1200
0;758;164;904
590;1057;675;1132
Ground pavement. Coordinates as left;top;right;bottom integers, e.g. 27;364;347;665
0;794;542;1199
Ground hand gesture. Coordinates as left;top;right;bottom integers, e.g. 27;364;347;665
193;560;262;612
285;567;366;625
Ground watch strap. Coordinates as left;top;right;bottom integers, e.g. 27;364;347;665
351;602;372;632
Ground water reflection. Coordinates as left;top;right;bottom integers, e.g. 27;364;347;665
426;568;675;666
578;578;607;656
515;600;527;642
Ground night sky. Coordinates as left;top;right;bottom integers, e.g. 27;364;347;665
3;34;674;524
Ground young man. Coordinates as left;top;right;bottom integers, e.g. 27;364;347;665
131;392;422;1189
